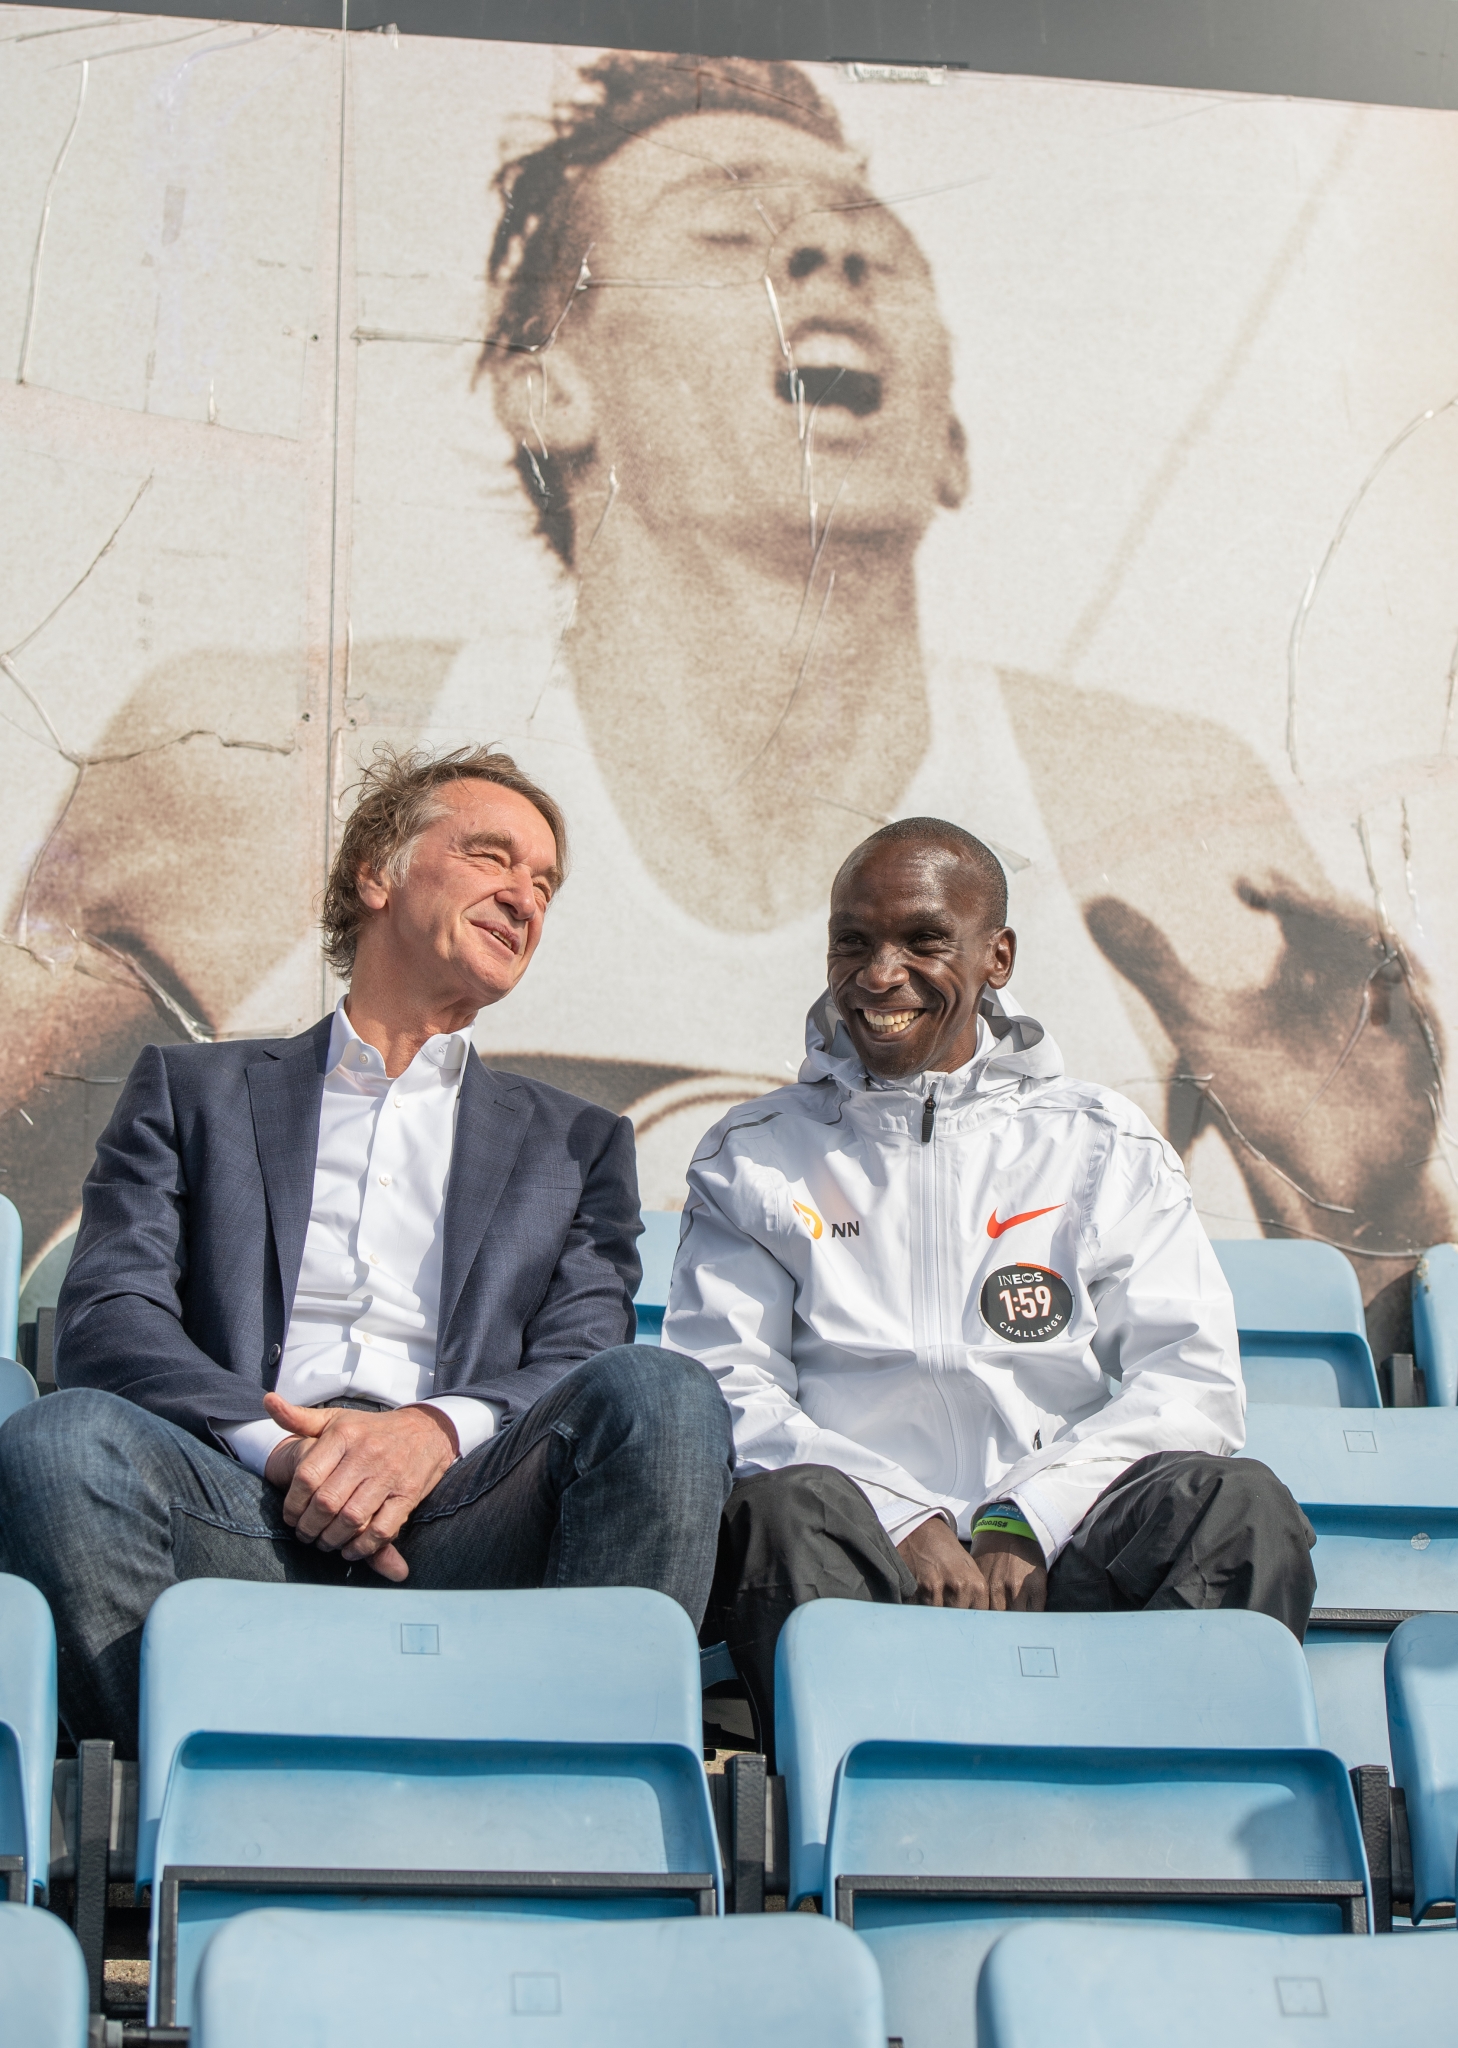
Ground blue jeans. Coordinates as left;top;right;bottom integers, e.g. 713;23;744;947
0;1346;733;1756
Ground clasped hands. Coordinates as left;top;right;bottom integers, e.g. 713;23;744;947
261;1393;459;1582
896;1509;1047;1611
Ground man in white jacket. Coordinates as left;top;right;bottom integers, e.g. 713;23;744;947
664;819;1315;1749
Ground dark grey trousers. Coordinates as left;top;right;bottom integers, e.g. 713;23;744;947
705;1452;1317;1762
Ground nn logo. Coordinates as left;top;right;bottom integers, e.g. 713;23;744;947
830;1220;860;1239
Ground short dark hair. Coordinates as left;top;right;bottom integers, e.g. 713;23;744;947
839;816;1009;925
321;744;568;976
480;53;848;566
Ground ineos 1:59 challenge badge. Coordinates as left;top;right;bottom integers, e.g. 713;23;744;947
981;1265;1073;1343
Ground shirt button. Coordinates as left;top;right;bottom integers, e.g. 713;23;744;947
378;1173;391;1187
359;1332;372;1346
368;1252;379;1264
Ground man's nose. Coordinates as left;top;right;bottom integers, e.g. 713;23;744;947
785;244;871;289
858;948;908;990
497;865;538;919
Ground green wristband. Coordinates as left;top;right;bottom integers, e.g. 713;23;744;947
973;1505;1037;1543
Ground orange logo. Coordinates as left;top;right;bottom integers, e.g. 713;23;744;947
987;1203;1062;1239
792;1200;824;1240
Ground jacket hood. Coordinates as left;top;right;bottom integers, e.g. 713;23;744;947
799;985;1064;1096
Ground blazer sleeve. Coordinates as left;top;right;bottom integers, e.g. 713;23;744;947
54;1045;270;1436
448;1109;644;1428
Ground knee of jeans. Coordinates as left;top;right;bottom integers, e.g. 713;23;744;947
585;1345;730;1446
0;1386;133;1498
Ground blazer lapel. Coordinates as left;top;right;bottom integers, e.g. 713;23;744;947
246;1016;332;1322
438;1053;533;1351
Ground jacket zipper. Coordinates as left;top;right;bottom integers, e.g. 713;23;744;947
919;1082;969;1496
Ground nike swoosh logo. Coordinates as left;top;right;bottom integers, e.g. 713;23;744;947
987;1203;1063;1238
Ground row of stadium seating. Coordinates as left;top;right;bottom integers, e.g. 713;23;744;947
2;1583;1457;2043
10;1904;1458;2048
2;1589;1458;2039
10;1903;1458;2048
3;1199;1456;2041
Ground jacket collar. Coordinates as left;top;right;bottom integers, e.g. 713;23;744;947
436;1052;534;1363
797;984;1064;1109
245;1016;334;1320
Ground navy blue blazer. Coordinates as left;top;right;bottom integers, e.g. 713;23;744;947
54;1015;643;1445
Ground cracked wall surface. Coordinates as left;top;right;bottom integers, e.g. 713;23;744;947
3;14;1458;1352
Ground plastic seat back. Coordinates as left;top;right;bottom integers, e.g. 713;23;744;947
1414;1244;1458;1406
192;1907;885;2048
0;1358;38;1427
824;1736;1368;2019
1242;1408;1458;1616
0;1195;20;1365
1243;1407;1458;1774
141;1584;719;2024
776;1604;1320;1905
0;1900;89;2048
1213;1240;1380;1406
633;1211;680;1343
0;1575;57;1901
1386;1613;1458;1921
976;1922;1458;2048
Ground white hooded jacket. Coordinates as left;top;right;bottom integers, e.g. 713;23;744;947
663;990;1245;1561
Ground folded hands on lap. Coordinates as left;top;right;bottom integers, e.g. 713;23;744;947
261;1394;459;1582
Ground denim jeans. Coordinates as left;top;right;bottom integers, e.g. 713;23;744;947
0;1345;733;1756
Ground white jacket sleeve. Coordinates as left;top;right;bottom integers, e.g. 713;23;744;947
664;1182;956;1543
996;1132;1246;1561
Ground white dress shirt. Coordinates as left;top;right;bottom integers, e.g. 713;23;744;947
223;1001;501;1477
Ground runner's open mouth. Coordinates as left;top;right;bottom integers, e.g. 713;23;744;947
776;366;883;415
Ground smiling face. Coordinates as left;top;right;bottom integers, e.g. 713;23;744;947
352;778;560;1022
517;110;967;563
827;843;1016;1080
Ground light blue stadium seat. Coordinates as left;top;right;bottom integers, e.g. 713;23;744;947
1414;1244;1458;1406
976;1922;1458;2048
0;1575;58;1903
139;1583;721;2025
1243;1407;1458;1772
0;1357;38;1426
191;1906;885;2048
1213;1239;1381;1407
0;1193;21;1365
1386;1613;1458;1922
0;1900;89;2048
776;1604;1358;2044
633;1210;680;1344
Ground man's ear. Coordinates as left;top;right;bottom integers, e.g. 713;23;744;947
488;345;598;462
937;414;970;512
984;926;1017;989
356;864;390;914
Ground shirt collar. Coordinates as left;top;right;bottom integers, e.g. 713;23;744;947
326;999;472;1083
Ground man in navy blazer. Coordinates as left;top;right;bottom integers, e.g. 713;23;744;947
0;746;732;1754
